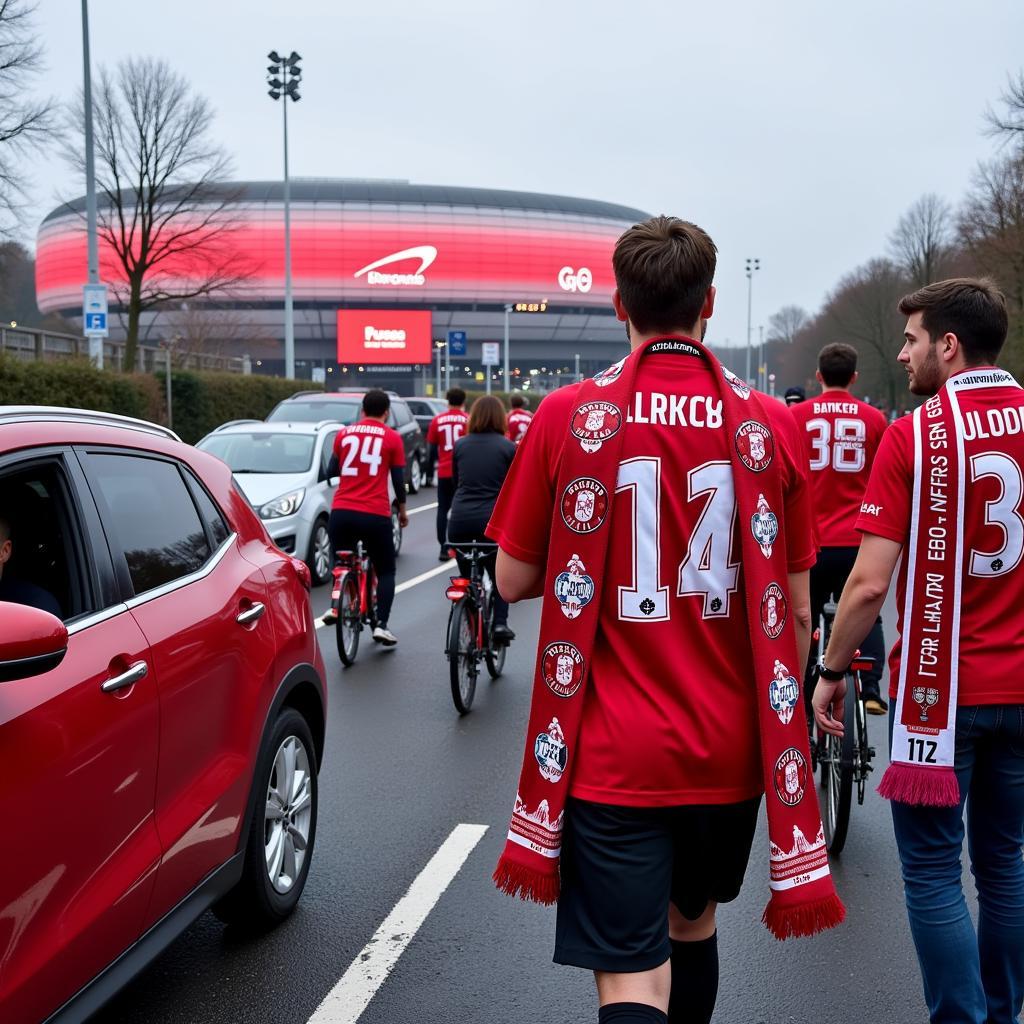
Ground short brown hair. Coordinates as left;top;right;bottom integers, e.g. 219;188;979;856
818;343;858;387
509;394;527;409
898;278;1008;365
612;216;717;335
446;387;466;407
468;395;506;435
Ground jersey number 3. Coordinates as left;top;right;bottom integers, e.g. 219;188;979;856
617;457;739;622
807;417;865;473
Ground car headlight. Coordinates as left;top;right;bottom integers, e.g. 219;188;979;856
259;488;305;519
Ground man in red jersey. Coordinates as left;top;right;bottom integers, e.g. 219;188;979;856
507;393;533;445
321;389;407;645
813;279;1024;1024
427;387;469;561
489;217;818;1024
789;343;889;713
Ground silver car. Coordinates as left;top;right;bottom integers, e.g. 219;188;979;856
197;420;340;585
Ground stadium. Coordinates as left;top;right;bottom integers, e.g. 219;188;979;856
35;179;651;393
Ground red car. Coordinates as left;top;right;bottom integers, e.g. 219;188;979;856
0;407;327;1024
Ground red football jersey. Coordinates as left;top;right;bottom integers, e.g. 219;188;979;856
488;353;816;806
427;409;468;479
507;408;533;445
331;419;405;517
857;369;1024;705
789;390;888;547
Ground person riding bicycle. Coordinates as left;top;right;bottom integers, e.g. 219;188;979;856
447;395;517;645
321;389;407;646
789;343;889;714
427;388;469;561
506;393;533;445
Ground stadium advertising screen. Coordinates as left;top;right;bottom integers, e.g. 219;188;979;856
337;309;432;365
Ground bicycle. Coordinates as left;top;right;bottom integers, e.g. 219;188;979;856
443;542;507;714
330;542;378;667
811;600;876;854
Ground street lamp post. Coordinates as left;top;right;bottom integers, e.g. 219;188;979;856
758;324;764;391
267;51;302;380
574;352;581;383
503;304;512;393
435;340;445;396
81;0;102;369
745;257;760;385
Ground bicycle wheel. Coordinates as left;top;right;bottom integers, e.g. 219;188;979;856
822;676;856;854
448;598;478;714
484;594;506;680
335;572;361;667
855;679;871;805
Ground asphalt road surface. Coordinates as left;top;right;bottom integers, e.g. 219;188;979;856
93;489;969;1024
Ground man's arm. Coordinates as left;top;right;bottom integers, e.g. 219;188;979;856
496;549;544;602
812;533;902;734
787;570;811;671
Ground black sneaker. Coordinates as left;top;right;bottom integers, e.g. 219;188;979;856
863;690;888;715
492;624;515;646
439;546;450;561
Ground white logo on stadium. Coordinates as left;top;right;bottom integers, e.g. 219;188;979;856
558;266;592;293
354;245;438;286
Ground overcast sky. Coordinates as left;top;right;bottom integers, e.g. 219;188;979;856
24;0;1024;352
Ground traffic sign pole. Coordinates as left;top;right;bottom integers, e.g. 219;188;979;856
81;0;102;369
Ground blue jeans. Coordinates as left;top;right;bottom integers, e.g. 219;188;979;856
889;705;1024;1024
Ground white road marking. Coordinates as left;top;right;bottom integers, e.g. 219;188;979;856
306;823;488;1024
407;502;438;515
315;560;456;629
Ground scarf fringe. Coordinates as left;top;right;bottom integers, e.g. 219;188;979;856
762;892;846;941
878;763;960;807
492;857;560;906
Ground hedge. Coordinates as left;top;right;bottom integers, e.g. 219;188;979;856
0;354;316;445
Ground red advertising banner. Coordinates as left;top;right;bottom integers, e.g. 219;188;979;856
337;309;432;365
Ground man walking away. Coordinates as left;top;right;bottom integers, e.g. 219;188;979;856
507;393;533;445
428;388;469;561
813;278;1024;1024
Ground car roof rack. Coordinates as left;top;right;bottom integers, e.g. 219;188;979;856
0;406;181;442
212;419;264;431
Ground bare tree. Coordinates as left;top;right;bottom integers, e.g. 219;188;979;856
62;57;253;370
0;0;53;236
984;69;1024;149
765;305;810;346
162;304;278;368
888;193;953;286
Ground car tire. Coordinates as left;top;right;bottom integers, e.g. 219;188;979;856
213;707;318;930
306;516;332;587
392;504;403;558
408;455;421;495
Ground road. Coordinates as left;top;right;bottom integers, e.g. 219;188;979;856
93;488;962;1024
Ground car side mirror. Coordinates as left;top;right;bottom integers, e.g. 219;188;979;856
0;602;69;682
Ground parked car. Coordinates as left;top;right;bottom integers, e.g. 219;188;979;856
0;406;326;1024
406;396;448;435
266;390;428;495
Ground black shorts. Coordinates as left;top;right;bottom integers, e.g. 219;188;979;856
328;509;395;576
554;795;761;972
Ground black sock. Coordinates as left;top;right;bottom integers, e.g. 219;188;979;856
668;933;719;1024
598;1003;668;1024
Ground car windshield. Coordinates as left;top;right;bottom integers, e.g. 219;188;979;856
199;433;317;474
267;400;362;424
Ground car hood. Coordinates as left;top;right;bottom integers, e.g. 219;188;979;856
233;471;312;508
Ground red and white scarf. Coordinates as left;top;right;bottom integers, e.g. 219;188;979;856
879;367;1022;807
493;337;845;940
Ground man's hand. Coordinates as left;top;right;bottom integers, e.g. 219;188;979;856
812;675;847;737
398;508;409;529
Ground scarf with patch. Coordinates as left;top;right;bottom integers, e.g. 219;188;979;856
493;336;845;940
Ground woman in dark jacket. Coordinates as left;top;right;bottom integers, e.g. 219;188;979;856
448;395;517;643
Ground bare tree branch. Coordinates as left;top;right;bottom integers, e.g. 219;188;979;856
888;193;953;287
984;70;1024;149
765;305;810;346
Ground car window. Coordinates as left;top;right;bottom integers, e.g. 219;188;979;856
392;402;413;428
199;432;316;474
266;400;361;424
184;470;230;548
321;431;339;476
407;401;427;416
87;454;213;596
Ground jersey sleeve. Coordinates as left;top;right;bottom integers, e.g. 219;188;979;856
856;419;912;544
387;429;405;469
426;415;439;445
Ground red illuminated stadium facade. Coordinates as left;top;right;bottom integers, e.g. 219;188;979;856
35;179;650;391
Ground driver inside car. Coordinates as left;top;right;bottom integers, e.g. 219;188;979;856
0;513;62;618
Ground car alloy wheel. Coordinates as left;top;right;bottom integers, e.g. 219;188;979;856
310;521;332;585
264;735;313;894
409;456;422;494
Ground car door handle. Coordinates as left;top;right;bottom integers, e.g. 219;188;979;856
102;660;148;693
236;602;266;626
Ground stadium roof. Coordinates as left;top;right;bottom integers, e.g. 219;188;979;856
43;178;650;226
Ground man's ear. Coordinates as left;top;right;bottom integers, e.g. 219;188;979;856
700;285;716;320
942;333;960;363
612;288;629;323
851;370;859;385
815;370;824;386
0;540;11;566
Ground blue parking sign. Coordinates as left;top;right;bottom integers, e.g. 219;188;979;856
447;330;467;356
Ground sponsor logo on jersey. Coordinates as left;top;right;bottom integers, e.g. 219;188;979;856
541;641;586;697
560;477;609;534
649;339;702;358
773;747;807;806
760;582;788;639
768;659;800;725
571;401;622;453
722;365;751;400
751;493;779;558
554;554;595;620
860;502;884;516
353;245;438;286
735;420;775;471
594;357;626;388
534;717;568;782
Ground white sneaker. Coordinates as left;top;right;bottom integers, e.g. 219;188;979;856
372;625;398;646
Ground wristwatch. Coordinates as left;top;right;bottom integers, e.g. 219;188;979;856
817;660;847;682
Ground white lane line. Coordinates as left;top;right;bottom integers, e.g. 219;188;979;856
306;823;488;1024
315;560;456;629
407;502;438;515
